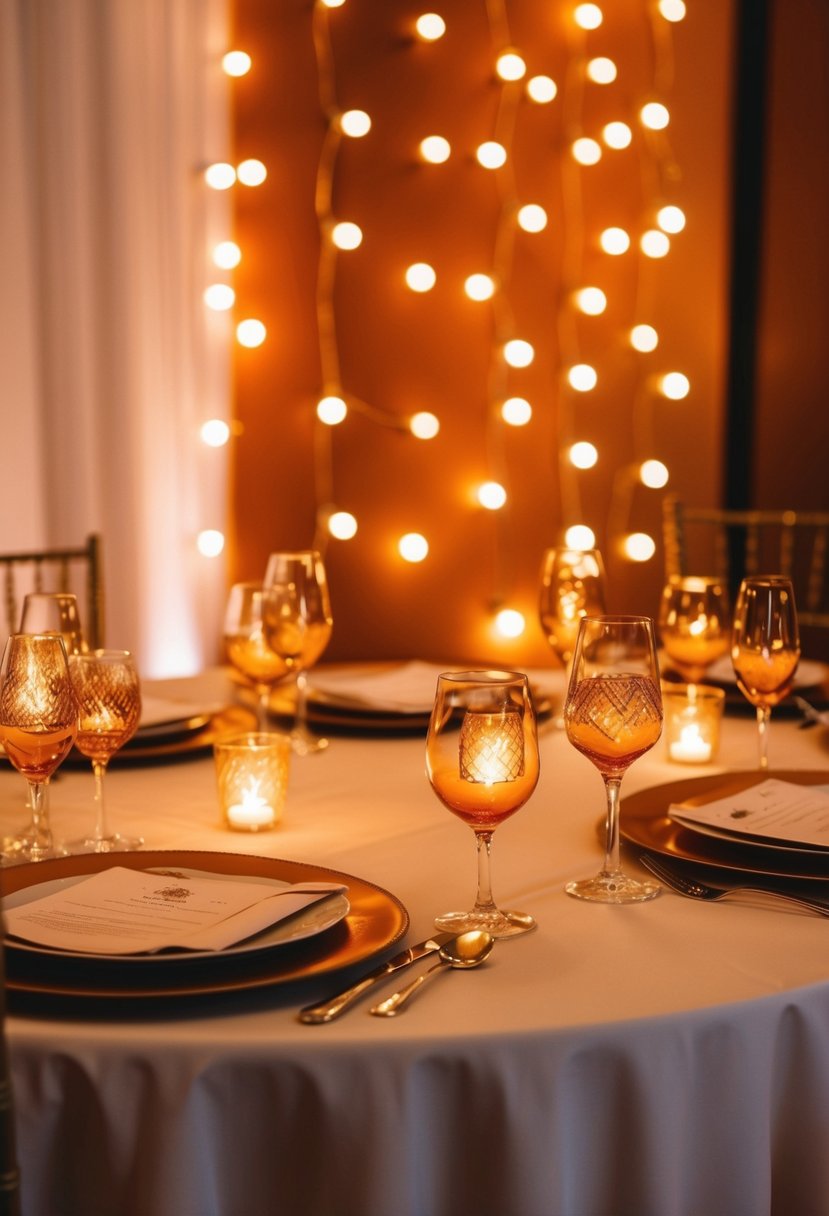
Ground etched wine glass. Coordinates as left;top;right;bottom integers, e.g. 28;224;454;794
426;670;540;939
564;616;663;903
20;591;87;656
0;633;78;862
262;550;333;755
539;548;606;726
658;576;730;684
731;575;800;770
67;649;143;852
223;582;290;730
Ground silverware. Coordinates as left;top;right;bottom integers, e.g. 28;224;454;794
794;696;829;730
640;853;829;917
369;930;494;1017
298;931;457;1023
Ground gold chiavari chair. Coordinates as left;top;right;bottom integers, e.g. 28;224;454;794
0;535;104;650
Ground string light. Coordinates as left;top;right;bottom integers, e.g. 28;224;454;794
602;122;632;150
657;205;686;233
399;533;429;562
569;442;598;469
204;162;236;190
236;319;266;348
222;51;251;77
415;12;446;41
526;75;557;103
495;51;526;81
327;511;358;539
573;4;603;30
574;286;607;315
409;412;440;439
501;397;532;426
640;229;670;258
405;262;437;292
571;137;602;165
212;241;241;269
565;525;596;549
630;324;659;352
600;227;631;254
200;420;231;447
503;339;534;368
420;135;451;163
640;102;670;130
586;57;617;84
658;0;687;20
316;395;348;425
476;141;508;169
640;459;669;489
567;364;598;392
494;608;525;638
660;372;691;399
624;533;657;561
517;204;548;233
477;482;508;510
464;273;496;301
203;284;235;311
196;529;225;558
237;158;267;186
331;221;363;250
340;110;372;137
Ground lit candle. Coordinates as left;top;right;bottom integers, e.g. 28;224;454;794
227;784;275;829
669;722;712;763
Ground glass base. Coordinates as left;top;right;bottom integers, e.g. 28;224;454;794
435;907;537;940
291;731;329;756
565;871;661;905
1;834;70;865
64;833;144;854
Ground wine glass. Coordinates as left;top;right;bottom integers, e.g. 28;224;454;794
223;582;291;730
564;615;663;903
539;548;606;725
20;591;87;655
262;551;333;755
426;670;540;939
658;576;730;684
731;575;800;771
0;633;78;862
66;649;143;852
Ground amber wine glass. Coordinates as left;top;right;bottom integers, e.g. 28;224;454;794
426;671;540;939
539;548;606;726
262;551;333;755
0;633;77;862
731;575;800;770
68;650;143;852
658;576;730;684
20;591;87;656
564;616;663;903
224;582;290;730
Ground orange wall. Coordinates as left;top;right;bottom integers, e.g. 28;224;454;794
227;0;735;666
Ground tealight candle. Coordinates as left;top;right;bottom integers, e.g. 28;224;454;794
662;683;725;765
214;732;291;831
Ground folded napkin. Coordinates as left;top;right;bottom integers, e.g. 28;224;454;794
310;661;449;713
138;695;225;730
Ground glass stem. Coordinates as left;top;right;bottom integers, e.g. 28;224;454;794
602;777;623;876
756;705;771;771
293;670;310;739
257;687;270;731
473;830;498;913
28;780;53;851
92;760;109;842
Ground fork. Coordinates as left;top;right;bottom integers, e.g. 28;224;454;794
639;853;829;917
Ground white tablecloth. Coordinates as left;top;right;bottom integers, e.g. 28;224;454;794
4;667;829;1216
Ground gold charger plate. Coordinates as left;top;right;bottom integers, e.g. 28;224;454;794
1;850;409;1002
72;706;259;765
621;769;829;880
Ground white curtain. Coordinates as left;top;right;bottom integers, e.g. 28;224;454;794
0;0;232;676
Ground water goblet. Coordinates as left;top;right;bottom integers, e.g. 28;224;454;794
0;633;78;862
223;582;291;730
658;576;730;684
426;670;540;939
20;591;87;656
731;575;800;770
539;548;606;725
66;649;143;852
564;615;663;903
262;550;333;755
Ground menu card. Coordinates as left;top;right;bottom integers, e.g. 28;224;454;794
4;868;347;955
669;779;829;850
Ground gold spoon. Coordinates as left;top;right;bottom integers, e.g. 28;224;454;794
369;930;494;1017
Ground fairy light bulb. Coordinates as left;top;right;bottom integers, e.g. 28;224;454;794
320;0;346;8
602;122;632;150
200;420;231;447
476;141;507;169
203;284;235;311
640;459;669;489
464;273;496;301
657;205;686;233
586;57;617;83
236;319;267;348
405;263;437;292
317;395;348;425
494;608;525;639
410;412;440;439
415;12;446;40
237;159;267;186
212;241;241;269
600;227;631;254
399;533;429;562
517;204;547;233
501;397;532;426
222;51;252;77
328;511;358;540
565;524;596;549
658;0;687;20
660;372;691;400
496;50;526;81
640;102;670;130
526;75;557;103
196;529;225;558
477;482;507;510
641;229;670;258
623;533;656;562
569;442;598;469
630;324;659;352
419;135;451;163
503;339;534;368
340;109;372;137
572;138;602;165
574;286;607;315
574;4;603;30
331;221;363;250
205;162;236;190
567;364;598;392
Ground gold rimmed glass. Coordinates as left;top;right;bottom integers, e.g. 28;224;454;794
731;575;800;770
426;670;540;939
0;633;78;863
564;615;663;903
658;575;730;684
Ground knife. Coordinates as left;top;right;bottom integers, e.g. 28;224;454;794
298;931;456;1024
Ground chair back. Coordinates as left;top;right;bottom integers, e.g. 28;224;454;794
662;497;829;631
0;535;104;649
